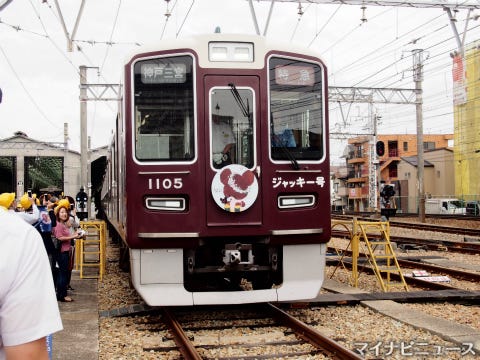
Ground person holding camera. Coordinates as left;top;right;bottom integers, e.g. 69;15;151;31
0;191;39;224
52;199;83;302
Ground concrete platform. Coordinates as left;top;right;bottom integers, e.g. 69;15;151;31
52;271;98;360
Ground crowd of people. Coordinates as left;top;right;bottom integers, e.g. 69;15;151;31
0;191;85;302
0;190;86;359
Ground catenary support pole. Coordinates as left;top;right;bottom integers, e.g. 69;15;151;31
412;49;425;223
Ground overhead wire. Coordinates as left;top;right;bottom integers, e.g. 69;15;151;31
290;3;312;41
161;0;178;40
99;0;122;75
0;0;85;138
0;18;48;37
176;0;195;38
2;1;146;149
325;9;480;139
28;0;79;75
0;44;61;130
318;7;393;56
332;13;445;76
3;1;480;153
88;0;124;145
307;3;342;47
21;1;121;145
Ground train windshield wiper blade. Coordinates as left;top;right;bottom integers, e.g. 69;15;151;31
228;83;249;118
278;140;300;170
270;113;300;171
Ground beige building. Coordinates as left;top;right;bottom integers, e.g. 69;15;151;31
0;131;107;201
330;165;348;211
397;148;454;213
344;134;453;212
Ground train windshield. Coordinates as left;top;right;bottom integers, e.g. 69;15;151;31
269;57;324;162
210;86;254;169
133;55;194;161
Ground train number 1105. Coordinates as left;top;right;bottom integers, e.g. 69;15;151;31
148;178;183;190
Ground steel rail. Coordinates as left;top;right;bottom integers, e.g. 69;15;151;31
331;229;480;254
332;214;480;237
398;259;480;282
160;307;202;360
326;256;461;290
266;303;363;360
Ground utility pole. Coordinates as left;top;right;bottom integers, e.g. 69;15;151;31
79;66;120;219
412;49;425;223
368;105;379;211
79;66;89;217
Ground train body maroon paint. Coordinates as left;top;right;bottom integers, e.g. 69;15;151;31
102;34;331;305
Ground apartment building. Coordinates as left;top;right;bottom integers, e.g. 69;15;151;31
343;134;453;212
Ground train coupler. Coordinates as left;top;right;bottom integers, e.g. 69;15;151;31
222;243;254;266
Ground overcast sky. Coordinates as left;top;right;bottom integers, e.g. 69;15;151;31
1;0;479;163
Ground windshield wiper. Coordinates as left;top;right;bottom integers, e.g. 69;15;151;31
270;115;299;170
275;137;300;170
228;83;250;118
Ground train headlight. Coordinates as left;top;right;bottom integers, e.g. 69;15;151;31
146;197;186;211
209;42;254;62
278;195;315;209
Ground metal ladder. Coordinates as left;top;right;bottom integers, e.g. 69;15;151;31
77;220;106;280
357;221;408;292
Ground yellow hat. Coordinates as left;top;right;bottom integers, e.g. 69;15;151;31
20;194;32;210
0;193;16;209
54;198;71;215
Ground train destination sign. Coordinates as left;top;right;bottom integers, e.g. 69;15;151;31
140;63;187;84
275;65;315;86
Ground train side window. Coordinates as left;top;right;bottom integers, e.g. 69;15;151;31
210;87;255;169
133;55;195;162
269;57;325;162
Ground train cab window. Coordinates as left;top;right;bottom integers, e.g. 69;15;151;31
210;87;255;169
133;55;195;162
269;57;324;162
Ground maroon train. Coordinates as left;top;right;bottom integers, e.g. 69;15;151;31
102;33;331;305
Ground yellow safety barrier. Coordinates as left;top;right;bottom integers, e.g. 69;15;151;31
76;220;106;281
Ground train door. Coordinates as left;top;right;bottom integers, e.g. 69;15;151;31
204;76;262;227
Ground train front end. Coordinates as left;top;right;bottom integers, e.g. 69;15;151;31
123;35;330;305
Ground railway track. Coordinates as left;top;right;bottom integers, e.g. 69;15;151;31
134;304;363;359
158;304;361;360
331;229;480;254
99;243;480;359
100;293;480;359
332;212;480;222
327;246;480;292
389;220;480;238
332;214;480;238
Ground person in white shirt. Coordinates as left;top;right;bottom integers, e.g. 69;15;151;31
0;206;63;360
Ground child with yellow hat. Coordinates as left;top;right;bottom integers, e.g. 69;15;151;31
0;193;16;210
0;192;39;225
